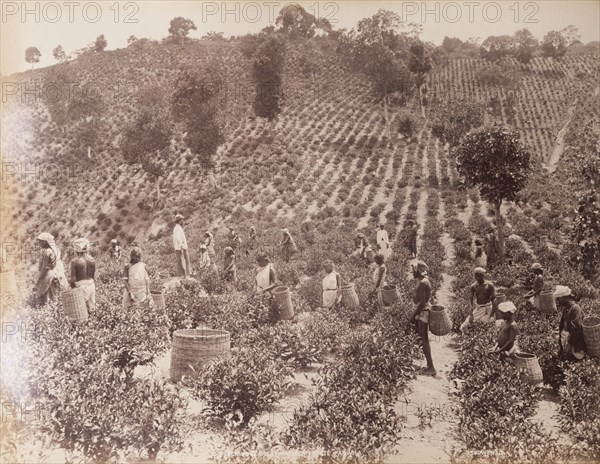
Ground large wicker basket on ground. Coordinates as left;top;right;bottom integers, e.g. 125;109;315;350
170;328;231;382
582;317;600;357
61;288;88;322
272;286;294;320
514;352;543;384
429;304;452;336
341;283;360;309
381;285;398;306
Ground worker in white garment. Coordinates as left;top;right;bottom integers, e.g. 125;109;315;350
173;214;192;278
376;223;391;261
322;260;342;308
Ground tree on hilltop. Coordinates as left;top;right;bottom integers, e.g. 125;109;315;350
275;4;331;38
25;47;41;70
52;45;68;63
338;10;422;135
513;29;538;64
252;35;286;121
480;35;515;62
560;25;581;47
94;35;107;52
168;17;197;45
453;126;532;260
541;31;567;59
127;35;138;45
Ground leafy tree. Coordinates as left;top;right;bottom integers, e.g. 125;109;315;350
68;89;106;157
252;35;285;121
127;35;138;45
171;67;222;123
202;31;225;41
431;98;484;147
168;17;197;45
480;35;515;62
338;10;420;134
513;29;538;64
172;67;225;188
42;68;73;125
408;40;432;114
541;31;567;59
442;37;463;53
94;35;107;52
25;47;41;69
52;45;67;62
120;111;173;204
276;4;317;38
453;126;532;259
560;25;581;47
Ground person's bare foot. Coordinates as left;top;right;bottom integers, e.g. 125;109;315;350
420;366;437;376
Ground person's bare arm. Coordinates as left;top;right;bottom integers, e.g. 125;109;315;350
264;267;278;292
70;261;76;288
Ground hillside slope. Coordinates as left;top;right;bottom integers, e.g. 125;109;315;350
1;39;598;253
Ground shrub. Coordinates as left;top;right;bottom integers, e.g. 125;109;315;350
187;346;292;427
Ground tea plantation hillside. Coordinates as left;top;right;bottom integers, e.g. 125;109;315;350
1;38;598;253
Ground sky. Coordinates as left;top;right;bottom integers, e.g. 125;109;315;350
1;1;599;75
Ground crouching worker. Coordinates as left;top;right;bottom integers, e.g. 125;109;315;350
490;301;519;359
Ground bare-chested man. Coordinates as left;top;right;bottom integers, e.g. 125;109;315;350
460;267;496;332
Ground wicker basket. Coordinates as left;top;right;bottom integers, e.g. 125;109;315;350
381;285;398;306
582;317;600;357
0;271;18;295
429;304;452;336
514;352;543;384
170;328;231;382
151;292;166;311
366;249;375;263
539;291;557;315
61;288;88;322
341;283;360;309
272;286;294;320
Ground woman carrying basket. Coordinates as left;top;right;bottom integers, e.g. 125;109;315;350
255;254;278;297
322;260;342;309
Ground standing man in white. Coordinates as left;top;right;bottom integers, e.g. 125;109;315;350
173;214;192;278
376;223;391;260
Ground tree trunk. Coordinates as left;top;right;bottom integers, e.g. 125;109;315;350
383;96;390;138
87;146;91;159
495;201;505;262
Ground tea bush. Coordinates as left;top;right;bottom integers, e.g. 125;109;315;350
188;346;293;427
